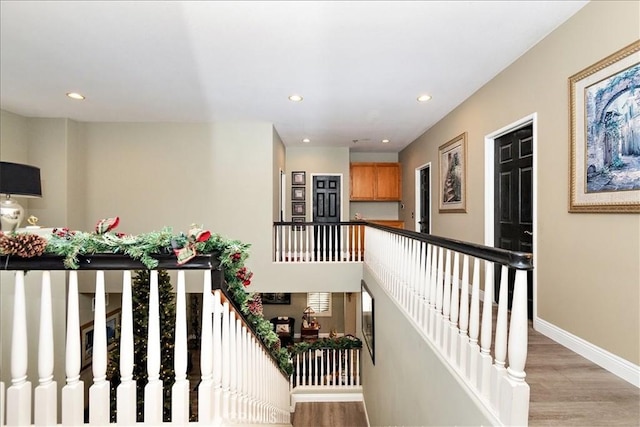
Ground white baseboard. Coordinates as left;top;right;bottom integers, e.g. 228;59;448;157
534;317;640;388
291;388;363;409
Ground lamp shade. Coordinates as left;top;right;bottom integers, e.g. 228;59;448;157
0;161;42;197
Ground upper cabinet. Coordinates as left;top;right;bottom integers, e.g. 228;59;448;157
350;162;401;201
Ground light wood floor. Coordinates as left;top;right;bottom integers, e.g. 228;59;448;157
292;402;368;427
527;322;639;426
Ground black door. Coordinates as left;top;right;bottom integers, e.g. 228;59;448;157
494;125;533;319
419;166;430;233
313;175;341;260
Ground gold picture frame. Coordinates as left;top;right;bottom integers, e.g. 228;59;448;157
438;132;467;213
569;40;640;213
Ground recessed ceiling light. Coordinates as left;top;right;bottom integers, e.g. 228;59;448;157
382;139;390;144
417;94;432;102
302;138;311;143
66;92;85;100
288;94;303;102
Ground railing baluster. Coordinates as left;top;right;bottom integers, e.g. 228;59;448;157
468;258;481;384
89;271;110;425
117;270;136;425
221;302;231;421
458;254;470;374
198;274;214;424
35;271;56;425
144;270;162;424
442;249;452;354
7;271;31;426
479;260;494;397
491;265;509;410
500;269;530;426
428;243;438;339
62;271;84;425
172;270;189;423
435;247;445;346
449;252;460;362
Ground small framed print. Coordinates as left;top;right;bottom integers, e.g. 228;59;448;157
292;171;306;186
292;216;306;231
292;187;305;201
292;201;306;215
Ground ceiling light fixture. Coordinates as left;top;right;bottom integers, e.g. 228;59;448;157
66;92;85;100
382;139;390;143
302;138;310;143
417;94;432;102
288;94;303;102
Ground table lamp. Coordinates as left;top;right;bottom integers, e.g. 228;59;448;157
0;161;42;232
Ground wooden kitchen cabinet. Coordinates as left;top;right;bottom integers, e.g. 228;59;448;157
350;162;401;201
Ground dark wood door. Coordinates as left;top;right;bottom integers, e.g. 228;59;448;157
313;175;341;259
494;125;533;319
419;166;430;233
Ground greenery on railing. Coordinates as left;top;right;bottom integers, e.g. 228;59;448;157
288;335;362;356
0;219;293;374
1;219;365;375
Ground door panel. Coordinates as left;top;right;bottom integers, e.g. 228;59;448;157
313;175;341;259
419;166;431;233
494;125;533;318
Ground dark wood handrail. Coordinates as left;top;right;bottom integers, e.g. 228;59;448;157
0;253;219;271
273;220;533;270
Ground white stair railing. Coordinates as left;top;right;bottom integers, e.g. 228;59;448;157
365;226;533;426
273;221;365;263
1;254;291;425
290;347;361;389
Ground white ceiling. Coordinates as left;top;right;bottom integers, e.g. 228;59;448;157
0;1;588;152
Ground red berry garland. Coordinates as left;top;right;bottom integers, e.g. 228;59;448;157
235;266;253;287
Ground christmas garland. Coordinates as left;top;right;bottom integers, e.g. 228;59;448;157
0;218;363;375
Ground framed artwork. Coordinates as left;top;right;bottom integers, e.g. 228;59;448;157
80;308;121;370
438;132;467;213
292;186;305;201
262;293;291;304
292;201;306;216
569;40;640;213
292;216;306;231
361;280;375;364
292;171;306;186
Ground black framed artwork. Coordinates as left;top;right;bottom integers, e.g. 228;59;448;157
292;171;306;186
292;201;306;216
262;293;291;304
292;187;305;201
361;280;375;364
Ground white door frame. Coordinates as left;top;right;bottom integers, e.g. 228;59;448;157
414;162;432;232
484;113;538;322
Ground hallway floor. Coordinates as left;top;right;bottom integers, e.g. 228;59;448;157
527;322;639;426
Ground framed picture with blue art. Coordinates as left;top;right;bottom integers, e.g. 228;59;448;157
569;40;640;213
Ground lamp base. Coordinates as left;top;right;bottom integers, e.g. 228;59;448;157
0;197;24;232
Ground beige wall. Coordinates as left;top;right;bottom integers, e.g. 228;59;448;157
399;1;640;364
285;146;350;220
360;266;495;426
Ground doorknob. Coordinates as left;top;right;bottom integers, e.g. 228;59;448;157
524;230;533;236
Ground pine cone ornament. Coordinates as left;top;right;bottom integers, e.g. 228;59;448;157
0;233;47;258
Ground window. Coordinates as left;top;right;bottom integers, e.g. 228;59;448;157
306;292;332;317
